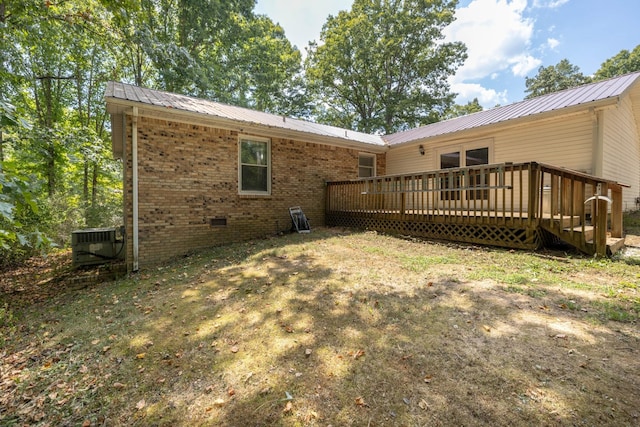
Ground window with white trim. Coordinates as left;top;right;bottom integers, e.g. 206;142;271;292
439;144;491;201
239;136;270;195
358;153;376;178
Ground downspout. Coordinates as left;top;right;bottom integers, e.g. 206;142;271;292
132;106;139;271
591;108;604;177
121;113;128;270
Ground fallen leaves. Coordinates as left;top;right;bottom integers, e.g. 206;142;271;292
354;396;369;407
348;349;365;360
418;399;429;410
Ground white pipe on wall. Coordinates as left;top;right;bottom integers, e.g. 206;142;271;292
132;106;139;271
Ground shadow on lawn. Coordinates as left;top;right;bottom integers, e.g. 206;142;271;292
122;233;638;426
2;228;639;426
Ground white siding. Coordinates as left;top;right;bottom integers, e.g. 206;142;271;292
493;113;593;172
386;112;600;213
602;86;640;211
387;112;594;176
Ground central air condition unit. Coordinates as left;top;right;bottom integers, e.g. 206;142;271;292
71;226;125;267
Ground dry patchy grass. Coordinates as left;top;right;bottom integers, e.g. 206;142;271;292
1;227;639;426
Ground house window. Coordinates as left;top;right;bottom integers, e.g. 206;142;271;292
239;136;270;194
440;151;461;200
439;146;490;201
358;153;376;178
465;147;489;200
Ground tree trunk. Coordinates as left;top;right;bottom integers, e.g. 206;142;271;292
47;143;55;196
91;161;98;207
83;160;89;203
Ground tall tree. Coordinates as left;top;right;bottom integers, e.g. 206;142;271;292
109;0;308;116
524;59;591;99
1;0;124;253
443;98;483;120
594;45;640;81
305;0;466;134
213;14;308;116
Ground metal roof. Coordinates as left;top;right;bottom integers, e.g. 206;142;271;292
106;71;640;149
383;71;640;146
105;82;386;147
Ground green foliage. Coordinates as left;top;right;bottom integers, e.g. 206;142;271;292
623;210;640;235
400;254;457;271
305;0;467;133
0;303;17;346
594;45;640;80
592;300;638;323
524;59;591;99
112;0;307;116
443;97;483;119
0;163;51;263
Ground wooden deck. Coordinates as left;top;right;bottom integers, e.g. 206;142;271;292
326;162;625;256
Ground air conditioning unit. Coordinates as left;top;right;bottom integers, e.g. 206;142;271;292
72;226;125;267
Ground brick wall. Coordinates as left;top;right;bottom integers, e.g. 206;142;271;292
122;116;386;270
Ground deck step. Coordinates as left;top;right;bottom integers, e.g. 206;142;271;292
585;237;625;256
544;215;582;229
563;225;593;242
607;237;625;255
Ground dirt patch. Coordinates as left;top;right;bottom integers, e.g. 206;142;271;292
1;228;638;426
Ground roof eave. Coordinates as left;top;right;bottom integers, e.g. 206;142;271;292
106;97;388;155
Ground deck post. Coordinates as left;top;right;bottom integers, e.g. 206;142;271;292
610;185;623;238
527;163;539;227
595;183;608;257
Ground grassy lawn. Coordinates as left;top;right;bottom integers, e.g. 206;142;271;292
1;226;639;426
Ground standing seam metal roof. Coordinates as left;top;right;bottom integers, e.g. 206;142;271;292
105;82;386;147
383;71;640;146
106;71;640;148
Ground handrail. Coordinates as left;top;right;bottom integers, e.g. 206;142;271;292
325;161;624;256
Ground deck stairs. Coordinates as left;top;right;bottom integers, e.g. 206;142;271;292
541;216;625;256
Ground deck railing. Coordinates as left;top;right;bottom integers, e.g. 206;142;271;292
326;162;624;256
537;163;624;256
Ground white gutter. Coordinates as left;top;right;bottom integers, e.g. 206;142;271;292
132;106;139;271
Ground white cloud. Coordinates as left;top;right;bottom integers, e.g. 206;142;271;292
450;82;509;108
510;54;542;76
444;0;536;81
547;37;560;49
532;0;569;8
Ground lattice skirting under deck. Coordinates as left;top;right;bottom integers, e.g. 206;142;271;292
326;213;543;250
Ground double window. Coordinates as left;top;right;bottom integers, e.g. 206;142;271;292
239;136;270;195
439;146;490;201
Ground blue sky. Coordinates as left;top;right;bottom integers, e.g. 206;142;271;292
255;0;639;108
